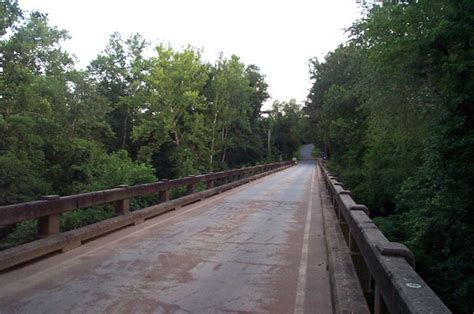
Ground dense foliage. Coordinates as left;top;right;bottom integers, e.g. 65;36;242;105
305;1;474;311
0;1;304;247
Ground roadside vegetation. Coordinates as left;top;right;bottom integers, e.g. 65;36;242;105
304;1;474;311
0;1;306;248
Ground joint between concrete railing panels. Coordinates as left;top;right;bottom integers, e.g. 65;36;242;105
38;195;61;237
376;241;416;269
333;182;344;191
339;189;352;197
350;204;370;216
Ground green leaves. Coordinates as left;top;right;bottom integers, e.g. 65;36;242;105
306;0;474;311
0;152;50;205
0;1;303;253
133;45;209;176
269;100;305;161
0;0;22;37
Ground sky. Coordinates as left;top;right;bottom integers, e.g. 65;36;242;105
19;0;362;108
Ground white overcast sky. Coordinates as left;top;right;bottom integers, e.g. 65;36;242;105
19;0;362;107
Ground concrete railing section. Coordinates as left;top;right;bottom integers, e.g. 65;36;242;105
0;161;294;271
318;161;450;314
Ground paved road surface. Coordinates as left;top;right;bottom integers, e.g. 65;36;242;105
300;144;315;160
0;157;332;313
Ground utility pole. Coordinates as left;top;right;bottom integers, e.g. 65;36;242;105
261;109;276;160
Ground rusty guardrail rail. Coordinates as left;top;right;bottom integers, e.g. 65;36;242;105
0;161;293;271
318;160;450;314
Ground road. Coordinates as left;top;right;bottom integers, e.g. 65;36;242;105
0;147;332;313
299;144;315;160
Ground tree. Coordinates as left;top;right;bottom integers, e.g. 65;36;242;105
132;45;209;177
205;55;257;170
0;0;295;251
0;0;22;37
271;100;304;160
246;64;269;121
305;1;474;310
65;70;112;141
1;9;73;205
88;32;149;153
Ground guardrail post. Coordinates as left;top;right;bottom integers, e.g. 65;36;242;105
206;179;214;189
187;177;196;195
349;232;373;295
114;185;130;215
339;190;352;242
159;180;170;202
374;284;389;314
38;195;60;237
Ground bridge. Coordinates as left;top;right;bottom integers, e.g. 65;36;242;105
0;145;449;313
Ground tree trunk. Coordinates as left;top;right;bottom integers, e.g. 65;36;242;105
221;127;227;163
122;111;129;149
172;129;180;147
209;110;218;172
69;111;79;139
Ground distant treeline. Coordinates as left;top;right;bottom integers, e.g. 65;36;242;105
304;1;474;312
0;1;307;247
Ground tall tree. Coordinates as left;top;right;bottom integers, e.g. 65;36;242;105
1;9;73;204
88;32;149;153
132;45;209;177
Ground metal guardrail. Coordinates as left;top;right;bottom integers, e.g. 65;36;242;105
318;160;450;314
0;161;293;271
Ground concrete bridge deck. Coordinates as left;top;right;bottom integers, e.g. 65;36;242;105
0;159;336;313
